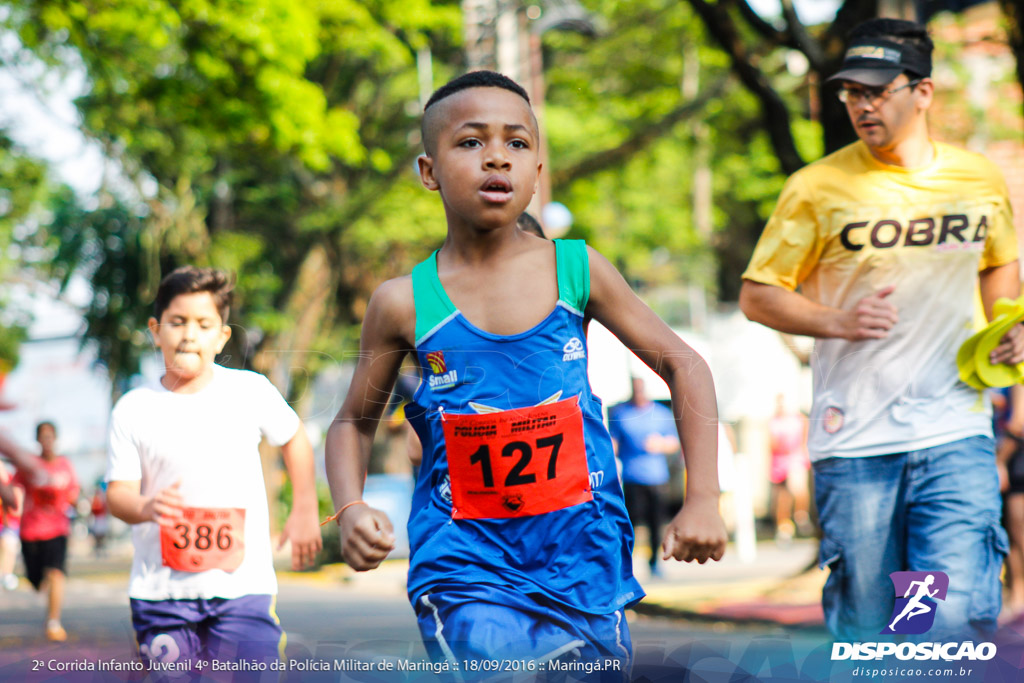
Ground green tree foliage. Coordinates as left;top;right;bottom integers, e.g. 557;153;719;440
541;0;817;301
0;132;49;370
6;0;461;394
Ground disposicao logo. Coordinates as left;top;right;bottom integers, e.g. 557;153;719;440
831;570;996;663
883;571;947;635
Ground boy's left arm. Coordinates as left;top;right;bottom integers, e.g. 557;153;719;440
279;423;323;570
587;247;727;564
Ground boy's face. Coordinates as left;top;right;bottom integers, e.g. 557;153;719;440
418;87;541;230
147;292;231;383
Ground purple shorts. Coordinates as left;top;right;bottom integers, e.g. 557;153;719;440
131;594;282;674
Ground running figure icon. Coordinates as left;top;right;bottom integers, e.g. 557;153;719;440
889;574;939;631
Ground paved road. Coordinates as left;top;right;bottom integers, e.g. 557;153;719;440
9;542;1018;682
0;552;837;682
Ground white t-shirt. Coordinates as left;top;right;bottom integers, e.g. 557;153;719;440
107;365;300;600
744;141;1017;460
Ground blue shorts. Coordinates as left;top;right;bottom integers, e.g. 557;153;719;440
131;594;283;676
814;435;1008;641
414;584;631;681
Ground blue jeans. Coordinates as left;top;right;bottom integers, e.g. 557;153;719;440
813;435;1008;641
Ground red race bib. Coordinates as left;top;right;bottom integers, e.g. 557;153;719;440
160;507;245;573
443;397;592;520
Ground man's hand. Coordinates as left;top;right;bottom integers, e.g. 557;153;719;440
662;497;728;564
990;323;1024;366
338;504;395;571
141;481;184;527
280;508;323;571
837;285;898;341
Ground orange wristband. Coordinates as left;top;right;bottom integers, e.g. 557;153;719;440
320;500;368;527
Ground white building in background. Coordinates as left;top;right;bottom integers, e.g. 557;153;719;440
0;282;113;487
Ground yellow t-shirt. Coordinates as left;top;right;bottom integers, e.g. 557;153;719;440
744;140;1017;459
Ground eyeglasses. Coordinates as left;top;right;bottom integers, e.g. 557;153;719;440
837;80;922;105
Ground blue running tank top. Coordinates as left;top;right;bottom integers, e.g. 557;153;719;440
405;239;644;614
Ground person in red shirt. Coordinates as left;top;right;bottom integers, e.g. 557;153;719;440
0;463;22;590
4;422;79;641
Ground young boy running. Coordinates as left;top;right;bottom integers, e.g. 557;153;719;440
105;266;322;669
324;71;727;673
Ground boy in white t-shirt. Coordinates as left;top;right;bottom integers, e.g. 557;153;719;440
106;266;321;669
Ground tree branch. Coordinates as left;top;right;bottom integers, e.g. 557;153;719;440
550;75;729;189
779;0;826;71
685;0;806;174
1000;0;1024;123
735;0;791;45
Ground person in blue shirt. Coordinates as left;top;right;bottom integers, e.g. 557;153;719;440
324;70;727;676
609;377;681;578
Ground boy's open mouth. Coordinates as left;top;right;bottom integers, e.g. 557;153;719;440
480;175;512;202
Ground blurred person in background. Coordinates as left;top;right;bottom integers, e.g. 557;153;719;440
0;422;79;640
516;211;545;238
767;393;811;544
608;377;681;578
0;461;22;590
996;385;1024;621
89;481;110;558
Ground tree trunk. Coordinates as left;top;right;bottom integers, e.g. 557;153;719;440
253;242;338;529
1001;0;1024;123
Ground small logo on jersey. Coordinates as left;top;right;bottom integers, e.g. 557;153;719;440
883;571;948;635
426;350;459;390
439;475;452;503
823;406;844;434
502;493;525;513
562;337;586;362
426;351;447;374
589;470;604;489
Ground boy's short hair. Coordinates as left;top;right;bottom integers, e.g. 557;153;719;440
421;70;533;155
36;421;56;439
153;266;234;323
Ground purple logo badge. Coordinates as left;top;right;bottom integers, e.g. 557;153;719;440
882;571;948;635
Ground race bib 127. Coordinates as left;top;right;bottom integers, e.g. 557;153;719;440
442;397;592;520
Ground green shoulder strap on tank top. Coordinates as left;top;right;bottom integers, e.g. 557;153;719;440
411;239;591;343
412;251;457;345
554;238;590;317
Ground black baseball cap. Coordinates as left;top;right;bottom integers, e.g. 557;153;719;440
826;38;932;87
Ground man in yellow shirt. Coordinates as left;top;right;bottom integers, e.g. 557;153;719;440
741;18;1023;640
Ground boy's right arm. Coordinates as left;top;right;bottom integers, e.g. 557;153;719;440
324;278;414;571
107;480;183;526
